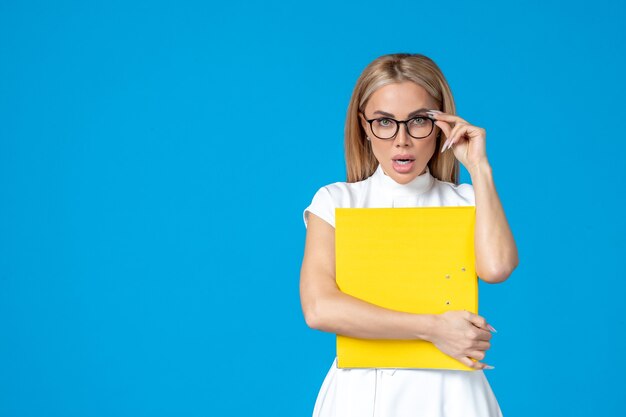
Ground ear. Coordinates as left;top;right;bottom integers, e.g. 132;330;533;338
358;112;368;133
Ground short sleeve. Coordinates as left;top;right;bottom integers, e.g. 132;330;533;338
303;186;335;229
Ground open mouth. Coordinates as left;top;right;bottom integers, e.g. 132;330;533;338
391;158;415;173
394;159;413;165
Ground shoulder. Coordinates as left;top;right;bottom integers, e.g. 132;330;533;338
430;178;476;206
302;177;371;229
319;179;367;204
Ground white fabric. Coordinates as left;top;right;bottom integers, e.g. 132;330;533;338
302;164;503;417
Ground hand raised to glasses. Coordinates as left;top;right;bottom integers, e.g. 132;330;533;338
426;110;489;172
425;110;496;369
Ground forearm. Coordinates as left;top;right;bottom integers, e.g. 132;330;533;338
307;288;437;341
469;161;519;282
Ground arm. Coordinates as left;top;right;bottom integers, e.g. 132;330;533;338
299;212;436;340
300;211;495;370
428;109;519;284
470;161;519;283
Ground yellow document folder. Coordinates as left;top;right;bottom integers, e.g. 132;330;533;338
335;206;478;371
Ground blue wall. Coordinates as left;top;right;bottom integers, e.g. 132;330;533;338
1;0;625;415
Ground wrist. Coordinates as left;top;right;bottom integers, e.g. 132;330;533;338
416;314;439;342
468;159;492;178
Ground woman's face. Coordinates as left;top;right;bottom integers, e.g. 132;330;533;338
359;81;440;185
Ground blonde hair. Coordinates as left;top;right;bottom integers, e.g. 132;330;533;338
345;53;460;184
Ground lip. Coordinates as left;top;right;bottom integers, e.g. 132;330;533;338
392;154;415;160
391;159;415;173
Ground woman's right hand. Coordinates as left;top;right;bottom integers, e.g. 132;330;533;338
428;310;494;370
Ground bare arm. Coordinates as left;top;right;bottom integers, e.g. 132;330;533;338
299;212;436;340
299;212;494;369
470;161;519;283
430;109;519;284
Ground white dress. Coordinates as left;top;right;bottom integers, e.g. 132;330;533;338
303;164;503;417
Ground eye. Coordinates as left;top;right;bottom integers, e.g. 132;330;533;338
410;117;427;126
378;118;392;127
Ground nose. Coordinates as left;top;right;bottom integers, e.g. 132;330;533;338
394;122;412;147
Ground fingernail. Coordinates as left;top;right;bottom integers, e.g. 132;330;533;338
441;139;450;153
484;365;495;370
488;324;498;333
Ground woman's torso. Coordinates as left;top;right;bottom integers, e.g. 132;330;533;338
303;164;502;417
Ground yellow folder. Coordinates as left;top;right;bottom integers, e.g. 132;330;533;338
335;206;478;371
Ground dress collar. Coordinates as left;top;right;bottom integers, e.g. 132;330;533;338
371;163;434;197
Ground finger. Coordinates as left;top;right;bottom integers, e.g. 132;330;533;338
474;340;491;351
467;326;492;343
468;349;486;361
427;111;470;125
451;125;485;147
465;311;491;332
475;330;493;342
474;340;491;352
442;125;465;152
465;312;497;334
438;121;466;151
445;123;470;150
458;356;486;370
435;121;454;153
434;120;453;139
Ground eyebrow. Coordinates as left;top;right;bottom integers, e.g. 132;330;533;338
372;108;431;118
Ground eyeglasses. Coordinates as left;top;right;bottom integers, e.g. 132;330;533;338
360;112;436;140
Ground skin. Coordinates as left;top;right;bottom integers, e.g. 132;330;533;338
300;80;519;370
359;81;439;183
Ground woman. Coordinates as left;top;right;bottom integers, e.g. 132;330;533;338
300;53;518;417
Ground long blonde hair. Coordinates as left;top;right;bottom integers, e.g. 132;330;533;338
345;53;460;184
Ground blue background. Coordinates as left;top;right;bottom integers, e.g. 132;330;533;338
1;0;625;416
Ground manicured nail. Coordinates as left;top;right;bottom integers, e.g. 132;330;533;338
441;139;450;153
488;324;498;333
484;365;495;370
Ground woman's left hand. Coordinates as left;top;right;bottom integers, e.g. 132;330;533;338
426;110;489;172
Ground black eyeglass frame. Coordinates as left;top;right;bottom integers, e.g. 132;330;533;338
359;111;436;140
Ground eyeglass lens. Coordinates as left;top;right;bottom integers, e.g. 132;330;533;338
372;117;433;139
